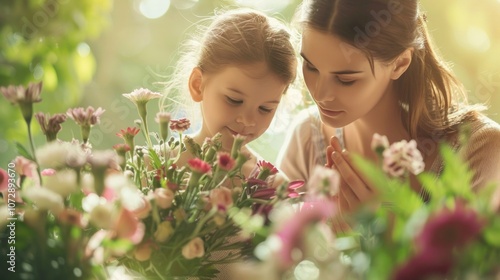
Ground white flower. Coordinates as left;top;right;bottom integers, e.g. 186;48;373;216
36;141;87;169
371;133;390;154
23;187;64;214
383;139;425;177
122;88;162;104
43;169;78;197
89;204;115;229
307;165;340;197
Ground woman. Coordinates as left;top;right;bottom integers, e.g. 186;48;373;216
277;0;500;212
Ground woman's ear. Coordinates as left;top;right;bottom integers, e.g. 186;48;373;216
189;67;204;102
390;48;413;80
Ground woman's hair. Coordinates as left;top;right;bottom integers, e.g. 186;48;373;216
295;0;482;138
160;8;297;122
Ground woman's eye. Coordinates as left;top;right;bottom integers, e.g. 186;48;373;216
336;77;355;86
303;61;317;72
226;96;243;104
259;106;273;113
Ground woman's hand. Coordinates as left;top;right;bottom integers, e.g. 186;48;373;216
326;136;377;213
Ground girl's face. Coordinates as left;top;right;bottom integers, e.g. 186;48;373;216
300;28;395;128
195;62;287;151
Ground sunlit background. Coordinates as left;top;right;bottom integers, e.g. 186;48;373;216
1;0;500;167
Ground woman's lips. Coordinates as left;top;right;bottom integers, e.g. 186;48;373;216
319;107;344;117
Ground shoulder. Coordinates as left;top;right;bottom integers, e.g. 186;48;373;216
463;114;500;150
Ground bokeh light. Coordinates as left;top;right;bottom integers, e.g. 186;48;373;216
235;0;293;13
137;0;171;19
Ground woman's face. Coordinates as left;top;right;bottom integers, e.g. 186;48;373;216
301;27;395;128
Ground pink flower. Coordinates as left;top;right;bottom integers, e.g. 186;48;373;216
114;208;145;244
188;158;211;174
209;187;233;209
66;106;105;126
35;112;67;141
41;168;56;176
0;81;43;105
169;118;191;133
57;208;87;228
416;203;483;254
371;133;389;154
257;160;278;175
116;127;140;139
383;139;424;177
255;160;278;181
392;249;453;280
181;237;205;259
131;196;152;219
134;240;154;261
14;156;37;178
217;152;235;171
275;199;336;268
0;168;8;192
307;165;340;197
154;188;174;209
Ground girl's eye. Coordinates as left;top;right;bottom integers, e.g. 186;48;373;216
336;77;355;86
226;96;243;105
259;106;273;114
303;61;317;72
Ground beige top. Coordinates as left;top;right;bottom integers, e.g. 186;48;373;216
276;107;500;191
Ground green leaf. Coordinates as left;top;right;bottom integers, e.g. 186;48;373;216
15;141;34;161
439;144;474;200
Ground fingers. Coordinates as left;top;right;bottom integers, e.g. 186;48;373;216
329;136;343;152
326;136;342;169
332;151;373;211
326;145;335;168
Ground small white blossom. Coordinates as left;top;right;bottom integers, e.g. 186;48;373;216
383;139;425;177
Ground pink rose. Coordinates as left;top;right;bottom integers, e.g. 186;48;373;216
154;188;174;209
134;241;154;261
209;187;233;209
181;237;205;259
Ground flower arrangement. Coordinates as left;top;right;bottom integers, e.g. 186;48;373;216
0;83;298;279
233;133;500;280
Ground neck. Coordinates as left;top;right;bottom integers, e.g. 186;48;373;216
345;88;411;159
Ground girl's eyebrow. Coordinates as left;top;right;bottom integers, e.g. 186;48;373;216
300;52;364;75
227;87;280;104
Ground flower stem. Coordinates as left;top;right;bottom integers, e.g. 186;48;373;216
26;120;42;183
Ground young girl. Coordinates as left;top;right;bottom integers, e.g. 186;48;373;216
161;8;297;181
277;0;500;212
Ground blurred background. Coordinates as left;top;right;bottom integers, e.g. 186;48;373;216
1;0;500;168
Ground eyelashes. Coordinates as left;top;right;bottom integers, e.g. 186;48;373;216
225;96;274;114
303;61;356;86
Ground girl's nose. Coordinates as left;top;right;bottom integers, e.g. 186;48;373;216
236;112;256;127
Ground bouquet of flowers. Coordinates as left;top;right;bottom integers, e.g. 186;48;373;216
0;83;298;279
233;133;500;280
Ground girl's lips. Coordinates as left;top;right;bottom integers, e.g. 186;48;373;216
227;127;250;137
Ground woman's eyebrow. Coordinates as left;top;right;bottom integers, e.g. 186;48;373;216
300;52;364;75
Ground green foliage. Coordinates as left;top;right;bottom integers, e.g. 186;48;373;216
0;0;113;167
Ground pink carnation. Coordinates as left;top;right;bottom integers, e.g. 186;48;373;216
188;158;211;174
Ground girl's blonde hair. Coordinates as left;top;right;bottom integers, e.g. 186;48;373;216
160;8;297;123
295;0;484;139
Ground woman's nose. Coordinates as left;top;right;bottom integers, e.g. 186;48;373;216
314;76;335;102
